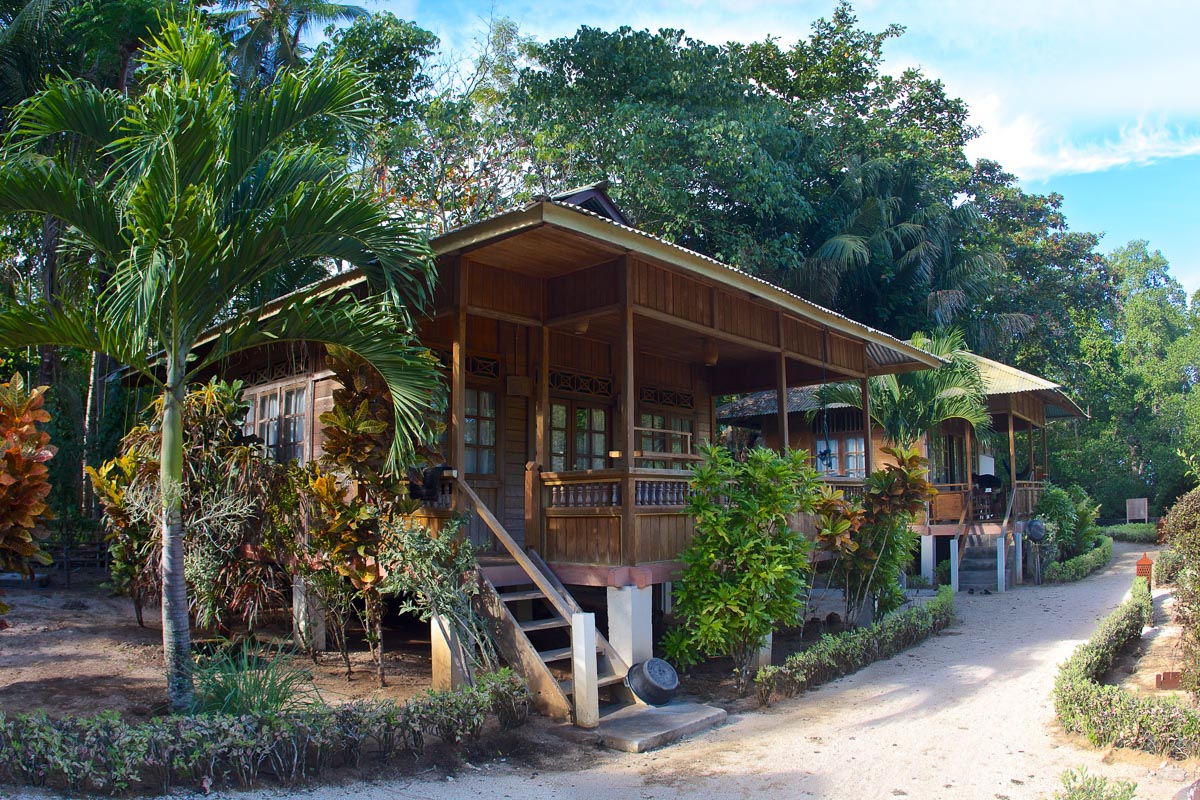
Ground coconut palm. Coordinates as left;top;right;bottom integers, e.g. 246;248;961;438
817;328;991;450
212;0;366;85
0;17;441;711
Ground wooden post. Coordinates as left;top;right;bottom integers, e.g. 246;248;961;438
860;376;873;476
451;258;467;510
534;326;550;553
1042;425;1049;480
620;257;637;566
1026;422;1035;480
776;351;789;453
964;423;974;521
1008;411;1017;514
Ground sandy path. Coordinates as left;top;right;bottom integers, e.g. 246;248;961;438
242;542;1196;800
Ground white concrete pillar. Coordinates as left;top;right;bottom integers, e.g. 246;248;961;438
996;536;1007;593
292;577;326;651
431;614;470;690
950;538;960;593
751;631;773;671
607;584;653;666
661;581;673;616
1014;532;1024;585
920;535;935;583
572;612;600;729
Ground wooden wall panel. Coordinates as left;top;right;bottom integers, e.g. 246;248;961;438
467;316;500;355
465;486;501;550
549;331;612;376
547;260;620;317
717;294;777;345
827;333;865;374
468;264;542;321
630;260;712;327
543;515;621;565
635;514;695;563
432;260;456;314
781;315;823;361
694;368;714;446
636;353;692;389
309;377;337;460
417;315;454;349
503;396;527;544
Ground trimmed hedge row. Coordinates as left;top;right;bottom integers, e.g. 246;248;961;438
0;671;528;796
1054;577;1200;759
1099;523;1157;544
1153;547;1186;586
755;586;954;706
1045;536;1113;583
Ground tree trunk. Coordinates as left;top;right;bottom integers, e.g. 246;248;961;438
160;370;193;711
37;216;59;388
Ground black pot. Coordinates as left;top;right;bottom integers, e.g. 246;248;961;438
625;658;679;706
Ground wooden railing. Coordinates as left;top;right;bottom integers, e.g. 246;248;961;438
541;468;693;509
929;483;970;524
1012;480;1045;520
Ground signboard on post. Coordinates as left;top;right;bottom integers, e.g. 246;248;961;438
1127;497;1149;524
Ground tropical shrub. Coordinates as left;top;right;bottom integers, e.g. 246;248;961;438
1036;484;1101;562
0;373;56;624
1050;767;1136;800
1162;487;1200;698
88;379;287;631
816;445;936;623
0;674;528;794
1153;547;1186;586
190;641;320;717
1044;537;1112;583
662;444;820;693
755;585;954;706
1053;577;1200;759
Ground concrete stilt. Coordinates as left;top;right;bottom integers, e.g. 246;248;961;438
950;538;960;592
572;612;600;729
920;535;935;583
751;631;773;671
996;536;1007;593
292;577;326;652
607;584;653;666
431;614;470;690
1014;532;1024;585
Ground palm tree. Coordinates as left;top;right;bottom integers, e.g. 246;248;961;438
0;16;441;711
213;0;366;85
817;328;991;451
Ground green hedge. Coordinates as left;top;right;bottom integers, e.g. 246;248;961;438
1045;537;1113;583
755;586;954;706
1054;577;1200;759
1099;523;1157;543
1154;547;1186;586
0;671;528;795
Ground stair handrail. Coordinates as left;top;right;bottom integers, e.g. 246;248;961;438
954;490;972;570
455;477;575;623
1000;483;1019;543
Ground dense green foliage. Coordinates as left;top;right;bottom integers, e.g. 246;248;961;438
754;585;953;707
1054;578;1200;759
1035;484;1101;562
0;671;528;794
662;445;820;691
1043;537;1113;584
1161;487;1200;697
1050;768;1136;800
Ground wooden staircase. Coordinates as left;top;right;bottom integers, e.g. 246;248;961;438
457;479;629;724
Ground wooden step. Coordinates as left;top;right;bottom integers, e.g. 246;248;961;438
499;589;546;602
538;642;607;663
559;671;626;695
520;616;570;633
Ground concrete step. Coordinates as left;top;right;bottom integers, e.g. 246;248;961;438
962;546;997;558
960;558;996;570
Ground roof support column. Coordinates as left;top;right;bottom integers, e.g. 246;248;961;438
1007;411;1017;489
861;377;873;476
776;356;789;455
1027;423;1035;481
1042;425;1049;482
619;255;638;566
451;257;467;512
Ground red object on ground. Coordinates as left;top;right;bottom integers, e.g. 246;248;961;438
1137;553;1154;582
1157;671;1182;690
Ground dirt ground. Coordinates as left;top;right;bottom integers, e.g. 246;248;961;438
0;569;433;718
5;544;1199;800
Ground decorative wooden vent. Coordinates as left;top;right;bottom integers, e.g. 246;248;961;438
639;386;695;410
549;370;614;398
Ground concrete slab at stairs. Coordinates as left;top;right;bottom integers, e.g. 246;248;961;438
561;701;727;753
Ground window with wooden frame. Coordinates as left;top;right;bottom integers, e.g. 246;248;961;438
243;383;308;463
463;387;498;475
637;411;694;469
843;436;866;479
549;402;609;472
814;437;840;475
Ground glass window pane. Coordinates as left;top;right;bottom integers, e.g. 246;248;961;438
551;430;567;454
480;419;496;446
592;409;606;430
465;388;478;416
639;413;652;427
479;390;496;417
552;404;567;428
551;455;566;471
575;408;588;431
480;449;496;474
464;419;477;445
576;432;588;457
592;433;605;455
465;448;477;473
592;456;606;470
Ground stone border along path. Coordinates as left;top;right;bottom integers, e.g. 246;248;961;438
17;542;1195;800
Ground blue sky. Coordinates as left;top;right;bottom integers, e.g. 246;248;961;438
365;0;1200;295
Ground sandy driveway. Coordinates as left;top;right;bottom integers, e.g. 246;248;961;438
242;542;1196;800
